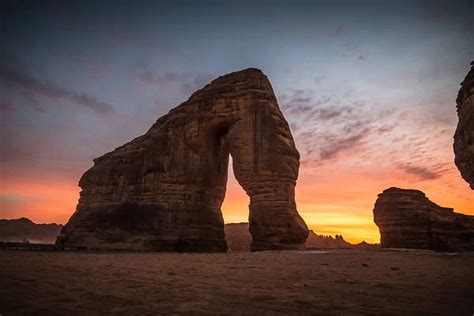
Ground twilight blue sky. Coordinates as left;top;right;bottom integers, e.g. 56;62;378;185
1;0;473;242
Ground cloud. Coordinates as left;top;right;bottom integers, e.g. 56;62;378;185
338;41;369;61
180;73;216;95
376;123;398;133
397;163;442;181
69;94;114;114
314;75;326;84
0;52;115;115
88;67;107;80
138;70;216;96
68;51;109;80
319;128;370;161
139;71;184;85
327;26;343;38
0;98;16;116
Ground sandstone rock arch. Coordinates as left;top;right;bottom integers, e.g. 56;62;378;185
57;68;309;252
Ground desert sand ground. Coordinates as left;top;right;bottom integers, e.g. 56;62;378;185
1;249;473;315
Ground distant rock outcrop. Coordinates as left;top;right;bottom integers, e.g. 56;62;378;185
305;231;353;249
373;187;474;251
57;68;308;252
0;218;63;244
225;222;378;251
454;61;474;189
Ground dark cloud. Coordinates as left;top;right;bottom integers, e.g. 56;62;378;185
0;52;115;115
68;51;109;80
88;67;107;80
180;73;216;95
287;104;312;114
337;40;369;61
327;26;344;38
377;123;398;133
21;91;47;113
139;71;185;85
139;70;216;96
318;106;353;121
69;94;114;114
397;163;441;181
0;99;16;116
342;119;372;134
314;75;326;84
292;97;312;103
319;128;370;161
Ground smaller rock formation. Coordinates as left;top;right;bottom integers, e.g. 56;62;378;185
373;187;474;251
0;218;63;244
454;61;474;189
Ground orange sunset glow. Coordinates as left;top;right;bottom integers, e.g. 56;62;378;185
3;139;471;244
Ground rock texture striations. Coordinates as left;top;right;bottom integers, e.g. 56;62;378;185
454;61;474;189
57;68;309;252
374;187;474;251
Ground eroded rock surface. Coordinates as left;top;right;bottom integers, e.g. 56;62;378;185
373;187;474;251
57;68;308;252
454;61;474;189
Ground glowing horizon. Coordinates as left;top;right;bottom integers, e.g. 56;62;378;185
2;153;471;244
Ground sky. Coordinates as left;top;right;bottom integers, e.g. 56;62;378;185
1;0;473;243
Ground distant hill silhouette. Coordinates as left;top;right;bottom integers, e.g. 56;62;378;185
225;223;378;251
0;218;63;244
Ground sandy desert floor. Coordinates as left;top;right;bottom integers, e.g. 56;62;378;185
0;249;473;315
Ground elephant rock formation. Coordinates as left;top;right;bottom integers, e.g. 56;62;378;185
454;61;474;189
373;187;474;251
57;68;309;252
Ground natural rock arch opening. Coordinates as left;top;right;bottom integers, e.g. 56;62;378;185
57;68;309;252
221;157;250;226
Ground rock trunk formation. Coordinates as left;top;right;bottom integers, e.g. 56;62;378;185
57;68;309;252
454;61;474;189
373;187;474;251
